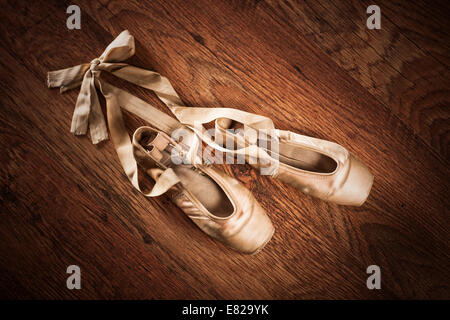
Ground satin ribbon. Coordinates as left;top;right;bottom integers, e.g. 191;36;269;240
47;30;184;144
47;30;362;204
47;30;189;196
47;30;282;196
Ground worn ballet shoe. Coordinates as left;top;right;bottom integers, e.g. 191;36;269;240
215;116;373;206
47;29;274;254
171;107;373;206
132;126;274;254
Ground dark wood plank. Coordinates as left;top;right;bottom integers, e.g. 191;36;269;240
261;0;450;159
0;0;448;299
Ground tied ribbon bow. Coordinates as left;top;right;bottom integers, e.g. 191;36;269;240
47;30;281;180
47;30;183;144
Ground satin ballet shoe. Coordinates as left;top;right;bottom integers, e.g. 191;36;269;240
214;117;373;206
47;30;275;254
170;107;373;206
132;126;274;254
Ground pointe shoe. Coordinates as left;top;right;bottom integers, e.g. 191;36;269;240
47;30;281;254
171;107;373;206
132;126;274;254
48;29;371;208
214;117;373;206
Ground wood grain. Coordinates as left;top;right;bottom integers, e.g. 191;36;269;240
262;0;450;159
0;0;448;299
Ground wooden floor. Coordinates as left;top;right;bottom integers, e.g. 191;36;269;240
0;0;448;299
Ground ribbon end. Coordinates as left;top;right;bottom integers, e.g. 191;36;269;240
70;119;88;137
70;127;109;145
72;130;86;136
46;73;51;88
47;71;67;92
46;72;57;89
91;134;109;145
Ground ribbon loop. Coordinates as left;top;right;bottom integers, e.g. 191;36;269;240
47;30;136;144
89;58;101;71
48;29;282;195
